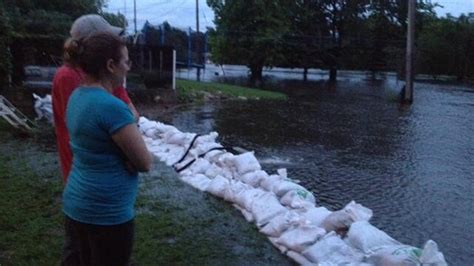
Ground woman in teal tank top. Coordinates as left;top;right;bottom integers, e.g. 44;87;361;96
62;32;152;266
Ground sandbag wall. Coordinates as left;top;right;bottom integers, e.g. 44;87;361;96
138;117;448;266
33;94;448;265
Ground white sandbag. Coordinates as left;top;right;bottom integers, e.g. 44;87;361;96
365;244;425;266
142;135;153;142
302;232;364;265
299;207;332;227
217;166;235;180
141;122;155;133
233;204;254;223
211;152;236;169
191;142;223;158
147;139;163;147
179;158;211;176
163;147;187;166
161;129;179;141
251;192;288;227
276;223;326;252
239;170;269;187
321;201;372;233
206;175;230;198
272;180;307;198
260;211;303;237
268;237;288;254
166;132;191;146
344;201;373;221
277;168;288;178
204;163;223;179
144;128;159;139
138;116;150;124
148;145;164;154
195;132;218;147
233;187;267;211
155;122;177;134
280;188;316;209
138;117;158;133
33;93;54;123
420;240;447;265
180;174;211;191
346;221;400;253
223;180;251;203
364;240;447;266
231;152;261;175
287;251;316;266
260;174;283;192
203;149;227;161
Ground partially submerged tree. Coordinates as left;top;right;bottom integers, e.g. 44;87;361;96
281;0;328;81
207;0;291;84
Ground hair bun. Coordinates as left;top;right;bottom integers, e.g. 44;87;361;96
63;38;84;64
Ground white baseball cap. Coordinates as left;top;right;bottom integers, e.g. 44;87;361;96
70;14;124;40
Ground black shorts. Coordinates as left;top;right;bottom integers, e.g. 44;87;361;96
62;215;134;266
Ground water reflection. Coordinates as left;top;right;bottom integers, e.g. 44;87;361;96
152;75;473;265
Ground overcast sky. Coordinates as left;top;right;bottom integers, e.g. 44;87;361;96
104;0;474;33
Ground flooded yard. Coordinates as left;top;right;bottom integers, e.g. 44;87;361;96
144;70;474;265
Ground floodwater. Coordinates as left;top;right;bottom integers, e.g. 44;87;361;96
162;65;473;265
3;65;472;264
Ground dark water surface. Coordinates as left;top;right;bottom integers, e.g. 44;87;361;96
150;74;474;265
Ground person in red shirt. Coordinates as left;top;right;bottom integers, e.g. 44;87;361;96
52;14;139;183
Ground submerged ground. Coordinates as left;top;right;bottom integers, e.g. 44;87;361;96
0;83;292;265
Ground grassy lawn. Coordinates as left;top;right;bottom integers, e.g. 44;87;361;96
0;122;63;265
127;72;288;103
0;120;290;265
176;79;288;101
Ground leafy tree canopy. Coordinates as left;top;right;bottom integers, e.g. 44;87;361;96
208;0;292;83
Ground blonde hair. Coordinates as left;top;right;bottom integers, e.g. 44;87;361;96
63;38;83;66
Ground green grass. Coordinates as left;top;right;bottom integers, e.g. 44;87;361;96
0;137;63;265
176;79;288;102
126;72;287;103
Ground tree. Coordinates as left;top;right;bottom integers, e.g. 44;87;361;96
320;0;371;81
0;3;13;87
2;0;113;84
280;0;328;81
417;15;474;80
207;0;292;84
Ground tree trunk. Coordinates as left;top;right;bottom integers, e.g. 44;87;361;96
329;67;337;82
303;67;308;81
249;64;263;86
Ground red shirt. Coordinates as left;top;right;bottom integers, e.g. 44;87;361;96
52;65;132;182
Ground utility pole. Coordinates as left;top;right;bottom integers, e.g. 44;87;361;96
196;0;201;81
196;0;200;35
134;0;137;34
404;0;415;103
123;0;127;32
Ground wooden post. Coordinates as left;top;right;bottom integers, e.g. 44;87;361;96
404;0;415;103
172;50;176;90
